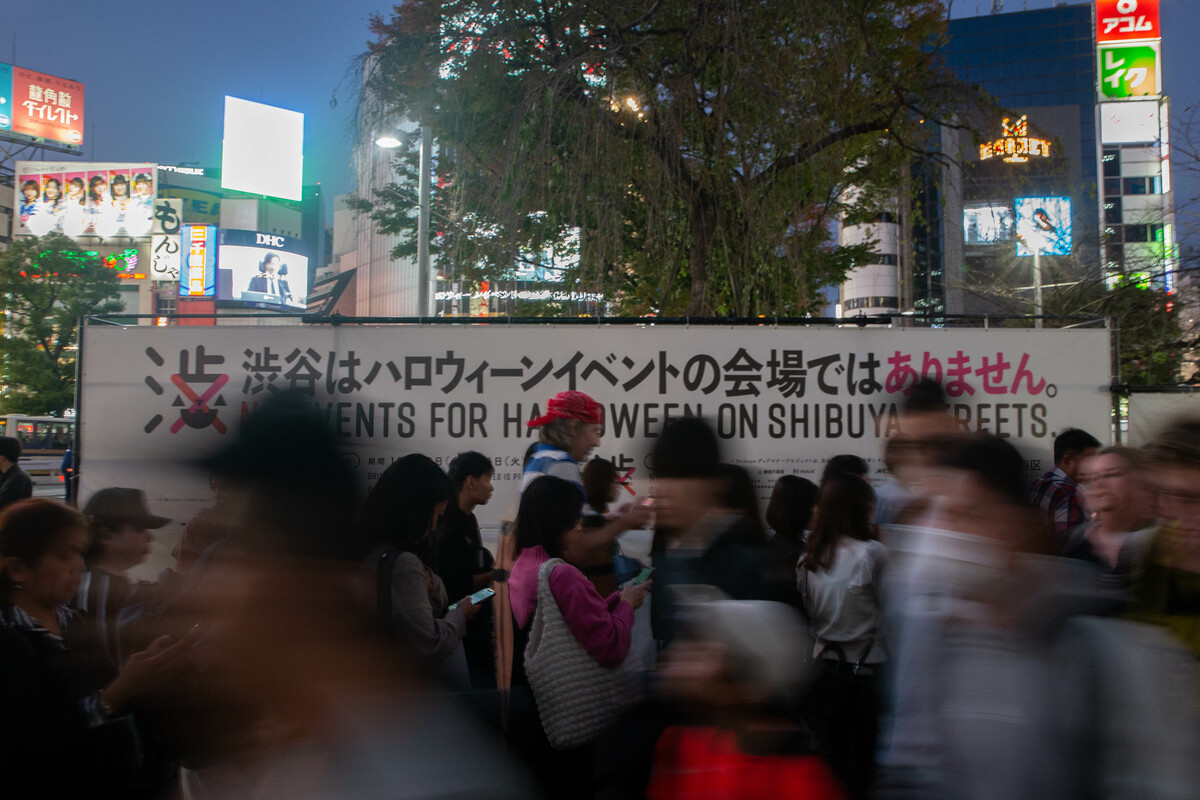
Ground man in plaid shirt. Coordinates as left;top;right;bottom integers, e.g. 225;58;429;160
1029;427;1101;542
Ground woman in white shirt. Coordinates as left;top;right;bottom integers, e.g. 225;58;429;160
798;472;885;800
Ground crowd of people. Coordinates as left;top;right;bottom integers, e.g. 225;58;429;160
0;383;1198;799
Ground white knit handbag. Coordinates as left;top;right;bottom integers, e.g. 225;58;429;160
524;558;643;749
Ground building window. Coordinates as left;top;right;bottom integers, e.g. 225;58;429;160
843;296;899;311
876;254;898;265
1104;178;1122;197
1102;150;1120;177
1104;199;1122;224
872;212;898;224
155;294;177;316
1121;223;1163;243
1123;177;1148;195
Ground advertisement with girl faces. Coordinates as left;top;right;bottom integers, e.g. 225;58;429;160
13;161;157;238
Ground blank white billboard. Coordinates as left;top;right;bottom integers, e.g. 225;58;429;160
1100;100;1160;145
221;96;303;201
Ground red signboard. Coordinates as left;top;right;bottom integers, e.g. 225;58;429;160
1097;0;1160;44
10;66;85;147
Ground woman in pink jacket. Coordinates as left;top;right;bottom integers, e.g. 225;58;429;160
508;475;650;799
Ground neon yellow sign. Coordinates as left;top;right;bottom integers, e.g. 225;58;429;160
979;116;1051;164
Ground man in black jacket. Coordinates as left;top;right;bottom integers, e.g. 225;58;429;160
0;436;33;511
434;451;496;688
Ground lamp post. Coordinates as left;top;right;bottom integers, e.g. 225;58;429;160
374;123;433;316
418;123;432;317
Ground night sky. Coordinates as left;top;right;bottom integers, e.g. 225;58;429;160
7;0;1199;238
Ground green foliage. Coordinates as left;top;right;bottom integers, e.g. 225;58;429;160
0;234;123;415
358;0;992;316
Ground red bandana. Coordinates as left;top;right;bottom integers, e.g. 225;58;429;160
527;390;603;428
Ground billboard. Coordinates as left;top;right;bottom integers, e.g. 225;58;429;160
1098;42;1160;99
0;63;85;148
963;203;1015;245
13;161;156;238
149;199;184;283
180;225;217;297
216;229;309;310
1096;0;1160;44
1015;197;1072;257
1100;100;1160;144
78;325;1113;535
221;96;303;201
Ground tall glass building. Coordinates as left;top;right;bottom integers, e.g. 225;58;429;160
839;2;1174;318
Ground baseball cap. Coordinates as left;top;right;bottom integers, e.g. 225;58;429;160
83;488;170;529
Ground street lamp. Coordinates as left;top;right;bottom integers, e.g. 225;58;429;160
372;124;433;316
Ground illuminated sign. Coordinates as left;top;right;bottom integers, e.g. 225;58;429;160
157;165;207;176
979;116;1051;163
221;96;303;201
54;247;147;280
216;228;310;311
963;203;1015;245
151;235;181;282
1098;42;1160;99
0;62;85;148
1015;197;1072;257
1097;0;1160;44
13;161;156;238
180;225;216;297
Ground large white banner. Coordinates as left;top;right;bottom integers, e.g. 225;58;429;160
1127;392;1200;446
79;325;1112;535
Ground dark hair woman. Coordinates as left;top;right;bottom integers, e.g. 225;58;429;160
766;475;819;571
797;473;885;800
360;454;481;676
0;499;190;796
507;475;649;798
582;456;620;518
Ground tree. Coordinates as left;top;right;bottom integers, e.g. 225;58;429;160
357;0;992;316
0;233;123;415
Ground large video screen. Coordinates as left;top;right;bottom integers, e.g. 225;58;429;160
1015;197;1072;257
14;161;156;237
217;229;309;310
221;96;303;201
963;203;1015;245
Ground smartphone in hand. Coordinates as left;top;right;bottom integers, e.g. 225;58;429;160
449;587;496;610
631;567;655;586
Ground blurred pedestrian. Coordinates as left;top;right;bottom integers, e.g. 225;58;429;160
876;434;1199;800
649;596;843;800
0;499;192;797
874;437;916;526
172;475;242;572
650;418;784;647
1131;417;1200;657
798;474;885;800
1028;427;1100;541
509;474;649;798
435;451;497;688
360;454;482;681
74;488;171;675
1064;447;1157;597
163;391;536;799
0;436;33;512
